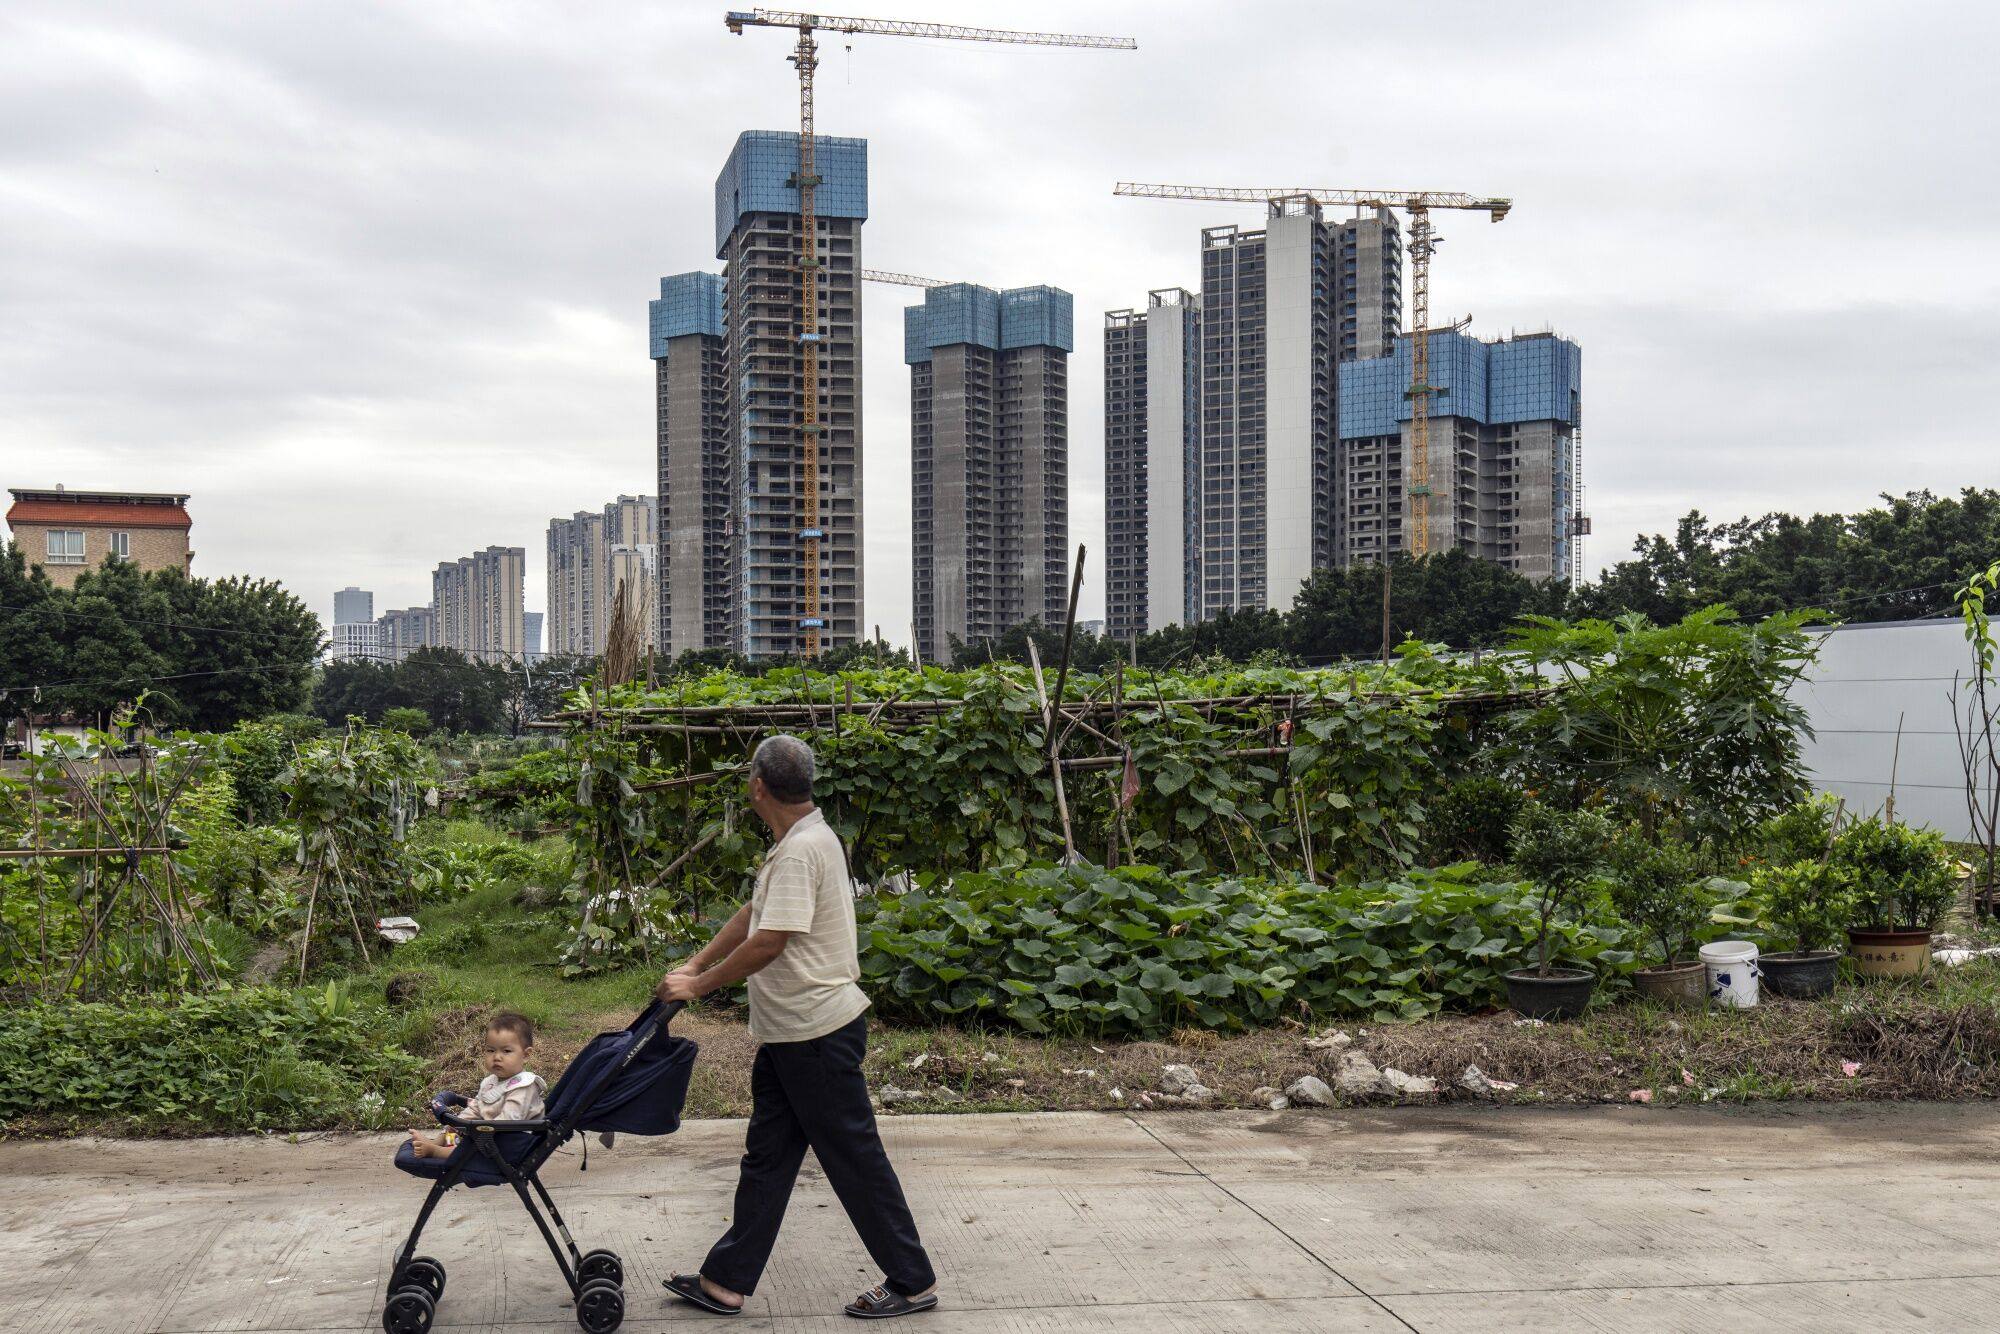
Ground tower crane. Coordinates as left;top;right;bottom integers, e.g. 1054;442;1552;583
1112;182;1510;558
725;10;1136;657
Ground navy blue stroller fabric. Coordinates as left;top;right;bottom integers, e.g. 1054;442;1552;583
393;1002;697;1187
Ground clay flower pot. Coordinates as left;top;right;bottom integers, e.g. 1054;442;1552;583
1632;958;1707;1007
1847;928;1932;979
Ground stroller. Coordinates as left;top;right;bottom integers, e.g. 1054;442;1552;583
384;1000;697;1334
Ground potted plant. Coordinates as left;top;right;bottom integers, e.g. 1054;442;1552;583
1610;833;1709;1006
1504;802;1614;1019
1832;817;1958;978
1752;859;1854;998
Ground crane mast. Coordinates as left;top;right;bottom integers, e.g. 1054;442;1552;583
727;9;1134;657
1112;182;1510;559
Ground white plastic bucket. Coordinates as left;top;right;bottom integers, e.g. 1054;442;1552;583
1700;940;1760;1009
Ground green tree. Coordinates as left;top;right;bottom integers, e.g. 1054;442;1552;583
391;647;506;734
312;660;397;724
0;547;64;709
159;571;321;729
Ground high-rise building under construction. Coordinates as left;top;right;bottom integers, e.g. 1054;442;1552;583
905;283;1072;664
1339;329;1583;582
653;130;867;661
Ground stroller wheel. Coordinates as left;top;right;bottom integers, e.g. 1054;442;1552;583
575;1277;625;1333
381;1286;435;1334
395;1256;446;1299
577;1249;623;1287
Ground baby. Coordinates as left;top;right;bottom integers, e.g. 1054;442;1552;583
408;1011;548;1158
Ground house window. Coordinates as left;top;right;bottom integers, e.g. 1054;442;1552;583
46;530;85;564
110;531;131;559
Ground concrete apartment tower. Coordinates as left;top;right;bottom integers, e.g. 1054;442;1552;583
333;587;373;627
717;130;867;660
375;606;433;663
1195;200;1401;616
431;546;524;661
547;496;658;657
1103;288;1201;642
650;272;733;657
905;284;1073;664
1339;329;1583;581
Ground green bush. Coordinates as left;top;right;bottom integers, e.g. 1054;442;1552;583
1832;817;1959;931
1609;833;1709;966
1754;795;1842;867
1509;802;1615;976
381;706;434;737
855;862;1635;1037
1751;859;1857;953
0;985;423;1131
1425;775;1524;864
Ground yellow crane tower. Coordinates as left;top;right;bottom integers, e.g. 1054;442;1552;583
725;10;1136;657
1112;182;1510;557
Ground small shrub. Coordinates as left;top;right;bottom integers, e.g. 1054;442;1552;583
1609;832;1709;965
1426;776;1524;864
1754;795;1842;867
0;986;423;1132
1752;859;1857;953
1832;817;1959;931
381;707;434;737
1508;802;1615;976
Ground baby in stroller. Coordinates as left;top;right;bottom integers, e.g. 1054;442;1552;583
384;1000;698;1334
407;1011;545;1159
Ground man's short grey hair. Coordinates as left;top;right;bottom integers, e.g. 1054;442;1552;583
751;734;816;803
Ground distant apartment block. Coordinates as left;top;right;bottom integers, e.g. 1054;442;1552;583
650;272;733;656
375;606;434;663
1339;330;1583;581
432;546;525;661
1103;288;1201;641
5;486;192;589
333;586;373;627
326;619;380;664
524;611;544;661
906;283;1072;664
548;496;658;657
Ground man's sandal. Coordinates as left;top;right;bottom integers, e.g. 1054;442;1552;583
664;1273;742;1316
845;1285;938;1319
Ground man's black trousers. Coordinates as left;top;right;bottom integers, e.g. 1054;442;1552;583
701;1013;935;1298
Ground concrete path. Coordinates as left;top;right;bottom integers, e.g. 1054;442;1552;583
5;1104;1999;1332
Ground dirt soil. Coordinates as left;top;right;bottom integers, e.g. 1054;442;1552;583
420;964;2000;1119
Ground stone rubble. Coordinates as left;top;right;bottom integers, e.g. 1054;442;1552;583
1284;1076;1335;1107
1333;1051;1386;1098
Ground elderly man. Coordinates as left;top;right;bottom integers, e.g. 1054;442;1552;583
658;734;939;1320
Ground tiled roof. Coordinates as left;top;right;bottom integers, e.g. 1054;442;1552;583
6;500;193;530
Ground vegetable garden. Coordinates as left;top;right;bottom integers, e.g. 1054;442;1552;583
3;600;1996;1133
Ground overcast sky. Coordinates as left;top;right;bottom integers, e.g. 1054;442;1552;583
5;1;1995;640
